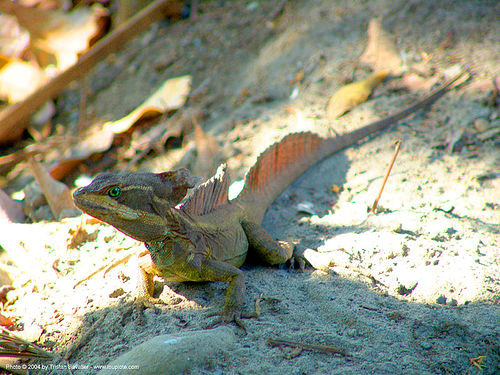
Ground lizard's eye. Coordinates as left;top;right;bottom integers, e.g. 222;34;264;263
108;187;121;198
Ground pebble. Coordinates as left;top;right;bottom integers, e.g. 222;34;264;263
346;328;358;337
420;341;432;350
97;326;236;374
473;118;491;132
436;295;447;305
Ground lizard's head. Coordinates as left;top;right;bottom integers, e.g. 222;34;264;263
73;168;198;241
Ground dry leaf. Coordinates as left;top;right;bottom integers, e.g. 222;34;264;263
0;56;48;102
330;184;341;193
49;75;192;179
68;220;98;249
28;157;79;220
0;14;30;58
107;75;192;133
359;18;402;74
0;314;15;327
0;188;25;223
326;70;389;119
401;73;439;91
0;2;107;71
193;119;220;179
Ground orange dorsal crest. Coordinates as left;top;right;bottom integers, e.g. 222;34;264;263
243;132;324;195
180;164;230;215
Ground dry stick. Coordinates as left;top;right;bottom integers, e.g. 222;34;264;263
267;338;349;357
371;139;402;213
0;0;182;143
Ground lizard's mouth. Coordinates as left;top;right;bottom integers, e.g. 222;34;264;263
73;189;112;214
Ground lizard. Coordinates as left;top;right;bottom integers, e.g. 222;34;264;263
73;69;467;325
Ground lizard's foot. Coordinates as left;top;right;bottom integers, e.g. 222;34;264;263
292;244;334;272
205;296;262;332
134;295;162;310
289;242;307;271
205;309;247;331
119;296;161;326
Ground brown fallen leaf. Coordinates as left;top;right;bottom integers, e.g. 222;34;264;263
326;70;389;119
0;189;24;223
106;75;192;134
0;1;107;71
0;14;30;58
0;56;48;103
401;73;439;91
0;314;15;327
28;157;79;220
193;117;221;179
0;286;14;305
359;18;402;75
49;75;192;180
440;28;455;50
68;217;98;249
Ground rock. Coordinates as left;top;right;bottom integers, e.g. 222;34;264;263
97;326;236;375
473;118;491;132
420;341;432;350
436;295;447;305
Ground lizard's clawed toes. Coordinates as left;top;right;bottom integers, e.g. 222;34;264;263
204;310;247;332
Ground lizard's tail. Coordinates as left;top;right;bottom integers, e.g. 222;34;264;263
235;69;468;224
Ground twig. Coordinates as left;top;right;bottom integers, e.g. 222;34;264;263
74;251;139;288
64;314;106;360
267;337;349;357
73;263;108;289
124;75;212;171
371;139;402;213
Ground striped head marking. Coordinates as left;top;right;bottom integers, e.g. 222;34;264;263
73;169;198;241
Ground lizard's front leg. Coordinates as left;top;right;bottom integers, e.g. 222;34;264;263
136;251;157;298
200;259;245;324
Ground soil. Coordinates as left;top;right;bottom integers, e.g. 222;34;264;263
1;0;499;374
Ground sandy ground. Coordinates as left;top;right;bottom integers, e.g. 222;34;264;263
0;0;499;374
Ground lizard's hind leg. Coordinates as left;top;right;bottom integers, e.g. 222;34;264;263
241;220;294;265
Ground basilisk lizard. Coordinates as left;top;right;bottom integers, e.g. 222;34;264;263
73;70;466;324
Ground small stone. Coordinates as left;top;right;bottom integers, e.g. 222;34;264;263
445;227;457;236
436;295;447;305
392;223;403;233
447;298;458;307
473;118;491;132
109;288;125;298
97;326;236;375
346;328;358;337
420;341;432;350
